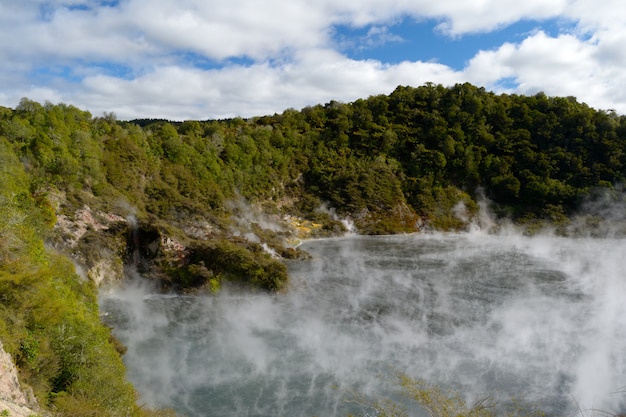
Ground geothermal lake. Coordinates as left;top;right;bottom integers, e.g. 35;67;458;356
100;232;626;417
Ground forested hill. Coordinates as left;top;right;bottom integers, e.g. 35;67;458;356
5;83;626;232
134;83;625;228
0;83;625;414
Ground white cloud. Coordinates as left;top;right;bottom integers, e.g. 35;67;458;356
67;49;462;120
464;26;626;112
2;0;626;118
1;0;573;63
122;0;329;60
428;0;570;35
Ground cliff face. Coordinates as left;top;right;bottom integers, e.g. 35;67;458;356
51;201;324;292
53;205;128;286
0;341;40;417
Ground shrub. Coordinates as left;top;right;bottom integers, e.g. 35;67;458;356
188;238;289;291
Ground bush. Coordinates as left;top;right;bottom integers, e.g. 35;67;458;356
347;374;546;417
188;238;289;291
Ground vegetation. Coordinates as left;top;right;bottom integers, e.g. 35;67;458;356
4;86;626;240
0;136;173;416
347;374;545;417
1;83;626;415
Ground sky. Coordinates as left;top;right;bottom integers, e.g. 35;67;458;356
1;0;626;120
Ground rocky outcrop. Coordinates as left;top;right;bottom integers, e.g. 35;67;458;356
352;202;422;235
0;340;41;417
86;258;124;287
54;205;126;248
125;222;188;274
54;205;128;286
51;203;337;292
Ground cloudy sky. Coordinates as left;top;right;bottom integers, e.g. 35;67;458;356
2;0;625;120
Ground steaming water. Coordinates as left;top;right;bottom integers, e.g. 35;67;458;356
100;232;626;416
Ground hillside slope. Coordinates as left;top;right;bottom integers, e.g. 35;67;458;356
1;83;626;415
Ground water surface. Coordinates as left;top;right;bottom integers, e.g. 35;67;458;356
100;232;626;416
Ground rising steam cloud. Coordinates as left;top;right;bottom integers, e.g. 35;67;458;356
100;195;626;416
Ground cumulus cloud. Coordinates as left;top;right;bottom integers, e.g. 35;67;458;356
1;0;626;119
123;0;329;60
465;30;626;112
70;49;462;120
427;0;569;35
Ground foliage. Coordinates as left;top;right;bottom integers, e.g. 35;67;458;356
187;238;289;291
347;374;546;417
397;375;495;417
5;87;626;233
0;123;173;416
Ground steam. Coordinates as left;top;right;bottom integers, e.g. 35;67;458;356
471;192;499;233
126;213;137;229
226;195;285;234
316;203;356;234
567;240;626;408
100;195;626;417
566;186;626;238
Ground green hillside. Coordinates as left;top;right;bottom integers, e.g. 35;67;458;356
1;83;625;415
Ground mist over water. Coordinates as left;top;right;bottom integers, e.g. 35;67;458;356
100;231;626;416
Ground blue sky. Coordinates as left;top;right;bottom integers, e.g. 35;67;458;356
1;1;625;120
336;18;568;70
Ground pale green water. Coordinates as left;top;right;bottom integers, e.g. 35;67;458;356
101;232;626;416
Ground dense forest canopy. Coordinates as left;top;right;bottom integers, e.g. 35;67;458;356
1;83;626;415
3;83;626;230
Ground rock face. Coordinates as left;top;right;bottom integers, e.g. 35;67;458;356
54;205;128;286
54;205;126;248
0;340;40;417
